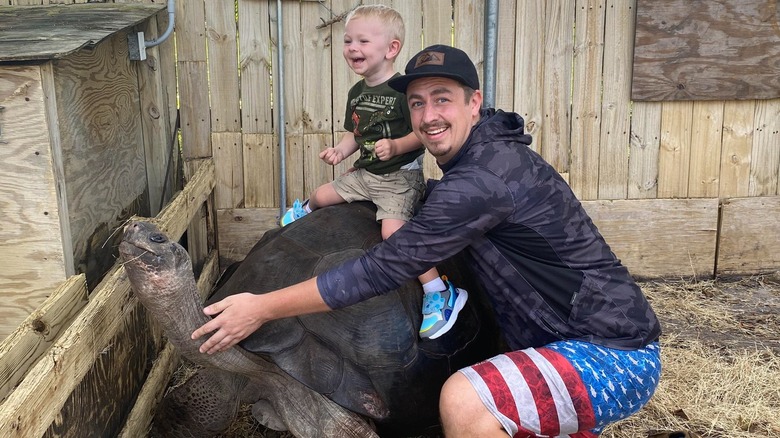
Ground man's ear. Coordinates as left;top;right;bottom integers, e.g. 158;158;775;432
471;89;484;115
387;39;401;60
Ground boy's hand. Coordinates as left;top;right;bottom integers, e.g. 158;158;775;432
374;138;397;161
320;147;346;165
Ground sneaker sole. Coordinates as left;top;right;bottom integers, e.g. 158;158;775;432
425;288;468;340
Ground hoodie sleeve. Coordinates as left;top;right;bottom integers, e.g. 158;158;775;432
317;164;514;309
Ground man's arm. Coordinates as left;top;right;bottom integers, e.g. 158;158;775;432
191;277;331;354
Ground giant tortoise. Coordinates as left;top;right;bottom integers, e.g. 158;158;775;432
120;202;501;437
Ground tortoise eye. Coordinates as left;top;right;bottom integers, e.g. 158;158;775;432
150;233;167;243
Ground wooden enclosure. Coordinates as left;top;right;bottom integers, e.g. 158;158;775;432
0;0;779;437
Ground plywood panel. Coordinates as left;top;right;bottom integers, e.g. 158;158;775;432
718;196;780;274
53;31;149;285
0;64;68;339
597;0;633;199
206;0;241;132
583;198;719;278
633;0;780;101
569;0;605;200
238;0;273;134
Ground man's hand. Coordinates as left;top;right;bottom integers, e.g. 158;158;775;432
191;293;265;354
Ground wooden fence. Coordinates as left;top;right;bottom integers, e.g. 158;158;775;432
5;0;779;278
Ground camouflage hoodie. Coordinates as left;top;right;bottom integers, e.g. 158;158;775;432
318;109;662;351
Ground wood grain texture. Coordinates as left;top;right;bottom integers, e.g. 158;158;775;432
583;198;719;278
216;207;281;267
628;102;662;199
238;0;274;134
0;4;164;61
718;196;780;274
632;0;780;101
206;0;241;132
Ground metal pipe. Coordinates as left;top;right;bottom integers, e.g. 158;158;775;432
145;0;175;48
276;0;288;215
483;0;499;108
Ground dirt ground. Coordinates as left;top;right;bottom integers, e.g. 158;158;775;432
214;274;780;438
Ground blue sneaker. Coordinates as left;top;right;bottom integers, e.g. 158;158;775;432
419;277;468;340
280;199;309;227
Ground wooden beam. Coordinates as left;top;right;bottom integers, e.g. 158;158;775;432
718;196;780;275
0;275;87;403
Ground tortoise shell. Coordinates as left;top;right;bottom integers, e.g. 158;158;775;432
207;202;501;435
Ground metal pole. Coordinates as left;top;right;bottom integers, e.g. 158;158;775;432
276;0;287;216
483;0;499;109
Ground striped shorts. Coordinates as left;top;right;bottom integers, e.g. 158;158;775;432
459;341;661;437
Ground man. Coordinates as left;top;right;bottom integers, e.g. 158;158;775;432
193;45;662;437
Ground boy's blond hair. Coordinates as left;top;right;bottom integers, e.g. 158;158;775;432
345;4;405;50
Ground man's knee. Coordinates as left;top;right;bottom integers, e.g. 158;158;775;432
440;372;505;437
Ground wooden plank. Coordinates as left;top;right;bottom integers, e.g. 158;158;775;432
569;0;606;200
212;132;244;209
119;250;219;438
156;159;216;240
0;4;165;61
52;30;149;288
658;101;693;198
394;1;423;77
628;102;662;198
494;0;516;112
329;0;358;180
583;198;719;278
632;0;780;101
217;208;281;267
687;101;724;197
136;15;174;216
0;274;87;403
749;99;780;196
243;133;278;209
173;0;206;62
718;196;780;275
302;0;333;135
206;0;241;132
421;0;452;47
178;61;212;159
303;134;334;199
238;0;273;134
513;0;545;155
0;64;68;339
596;0;633;199
540;0;575;173
719;100;755;198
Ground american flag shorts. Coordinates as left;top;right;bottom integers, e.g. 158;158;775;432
459;341;661;437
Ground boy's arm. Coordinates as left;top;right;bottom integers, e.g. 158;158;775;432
320;132;359;165
374;131;423;161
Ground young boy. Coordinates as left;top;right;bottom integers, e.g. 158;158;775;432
280;5;467;340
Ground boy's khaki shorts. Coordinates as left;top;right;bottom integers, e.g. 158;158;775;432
331;168;425;221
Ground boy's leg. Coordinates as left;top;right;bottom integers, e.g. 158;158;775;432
450;341;662;437
309;182;347;210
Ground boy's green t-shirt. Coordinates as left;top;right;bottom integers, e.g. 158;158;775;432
343;73;424;175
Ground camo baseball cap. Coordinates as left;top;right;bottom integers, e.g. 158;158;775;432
388;44;480;93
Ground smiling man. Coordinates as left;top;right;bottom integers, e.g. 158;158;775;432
192;45;662;438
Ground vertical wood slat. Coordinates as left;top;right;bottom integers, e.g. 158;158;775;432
394;1;423;75
628;102;662;199
328;0;356;180
749;99;780;196
206;0;241;132
597;0;634;199
687;101;724;197
173;0;206;62
541;0;574;173
494;0;516;112
212;132;244;209
243;133;278;208
178;61;211;159
238;0;273;134
658;101;694;198
719;100;755;198
513;1;546;154
569;0;606;200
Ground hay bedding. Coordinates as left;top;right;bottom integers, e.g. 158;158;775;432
214;275;780;438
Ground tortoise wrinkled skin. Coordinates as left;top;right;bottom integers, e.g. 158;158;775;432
120;202;501;437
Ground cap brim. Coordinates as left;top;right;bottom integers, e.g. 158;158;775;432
388;72;477;93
